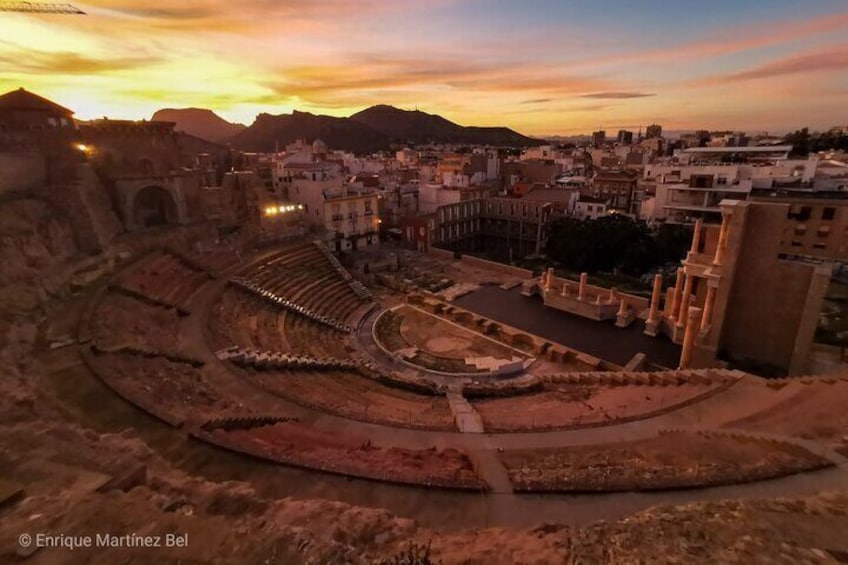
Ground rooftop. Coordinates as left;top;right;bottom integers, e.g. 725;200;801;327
680;145;793;154
0;87;74;116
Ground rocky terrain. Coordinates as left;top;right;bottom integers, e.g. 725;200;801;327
2;305;848;564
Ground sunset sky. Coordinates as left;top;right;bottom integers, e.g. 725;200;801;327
1;0;846;135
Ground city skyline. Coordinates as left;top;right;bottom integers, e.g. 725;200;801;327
1;0;847;135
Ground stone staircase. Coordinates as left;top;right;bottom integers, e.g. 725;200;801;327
447;391;485;433
199;415;298;432
216;346;358;372
313;240;373;301
542;368;742;387
230;276;351;332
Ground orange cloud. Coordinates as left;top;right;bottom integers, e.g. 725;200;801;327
579;92;654;99
0;42;159;75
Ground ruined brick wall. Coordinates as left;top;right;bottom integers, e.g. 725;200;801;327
40;165;123;253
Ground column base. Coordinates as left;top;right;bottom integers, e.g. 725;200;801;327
615;311;634;328
644;319;660;336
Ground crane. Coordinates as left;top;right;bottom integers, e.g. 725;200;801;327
0;1;85;14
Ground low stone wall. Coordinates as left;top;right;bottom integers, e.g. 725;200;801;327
462;375;543;398
541;368;741;387
371;306;529;378
414;296;615;372
427;248;533;279
542;275;651;316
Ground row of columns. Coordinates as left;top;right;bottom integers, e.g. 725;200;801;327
713;212;731;266
669;269;717;333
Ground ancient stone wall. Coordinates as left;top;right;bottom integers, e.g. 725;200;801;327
0;151;45;194
0;197;78;314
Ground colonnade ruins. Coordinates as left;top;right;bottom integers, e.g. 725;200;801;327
525;198;833;375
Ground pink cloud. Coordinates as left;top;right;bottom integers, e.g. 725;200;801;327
692;44;848;86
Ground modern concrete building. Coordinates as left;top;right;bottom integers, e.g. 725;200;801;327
574;196;610;220
645;124;663;139
588;169;639;213
749;188;848;261
592;130;606;148
640;146;817;224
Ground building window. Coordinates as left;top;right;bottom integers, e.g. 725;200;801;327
790;240;802;247
794;225;807;236
822;207;836;220
813;243;826;249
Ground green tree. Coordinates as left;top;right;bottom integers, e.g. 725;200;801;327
546;215;690;276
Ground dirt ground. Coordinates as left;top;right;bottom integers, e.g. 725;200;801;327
91;352;240;423
90;292;184;355
472;383;723;432
203;423;483;489
249;369;456;431
499;431;831;492
723;381;848;444
398;305;523;362
3;411;848;564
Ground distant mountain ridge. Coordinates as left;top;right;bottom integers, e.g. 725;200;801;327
151;108;246;143
349;105;539;147
155;104;541;153
226;110;391;154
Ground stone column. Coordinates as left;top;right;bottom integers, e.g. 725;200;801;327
690;218;702;254
578;272;588;301
669;268;684;321
713;213;731;266
676;274;695;329
544;267;554;291
648;274;662;323
562;282;569;296
679;306;703;369
615;297;630;328
700;285;717;332
644;274;663;336
608;287;617;304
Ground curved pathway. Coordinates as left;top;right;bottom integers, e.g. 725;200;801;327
66;261;848;529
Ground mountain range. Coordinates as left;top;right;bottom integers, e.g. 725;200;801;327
152;105;541;153
151;108;246;142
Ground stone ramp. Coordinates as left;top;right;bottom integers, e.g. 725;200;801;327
468;447;514;495
447;391;485;433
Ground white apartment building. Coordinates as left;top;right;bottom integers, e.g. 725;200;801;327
639;146;818;223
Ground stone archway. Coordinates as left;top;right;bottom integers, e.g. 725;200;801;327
133;185;178;228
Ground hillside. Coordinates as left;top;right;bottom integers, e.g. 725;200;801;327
225;105;541;154
350;104;541;147
151;108;246;143
225;110;390;154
